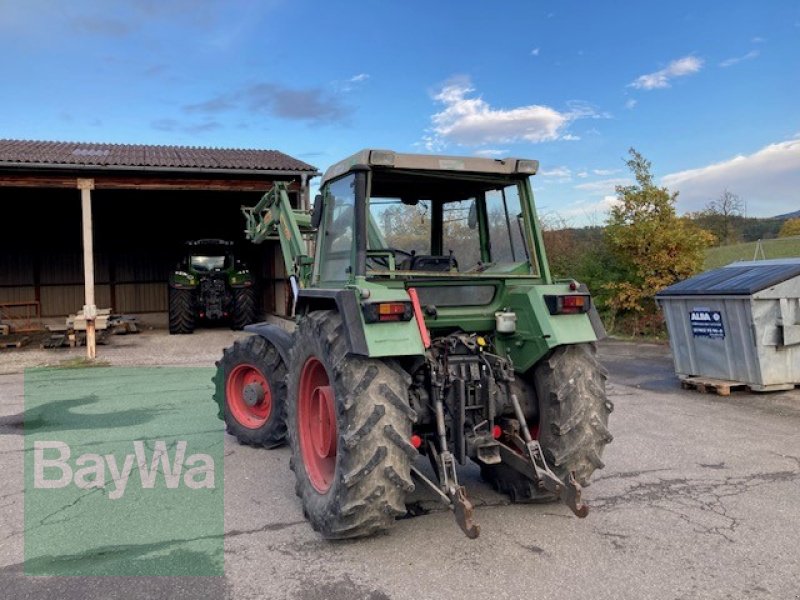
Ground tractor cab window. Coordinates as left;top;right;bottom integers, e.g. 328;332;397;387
190;255;230;272
486;185;528;264
319;174;356;282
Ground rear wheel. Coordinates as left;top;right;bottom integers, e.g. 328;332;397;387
168;287;195;334
213;335;287;447
232;287;257;330
287;310;417;539
480;343;613;502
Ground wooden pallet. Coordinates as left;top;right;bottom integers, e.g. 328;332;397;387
1;336;30;349
680;377;748;396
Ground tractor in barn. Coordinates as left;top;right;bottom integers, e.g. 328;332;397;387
213;150;613;538
168;239;257;334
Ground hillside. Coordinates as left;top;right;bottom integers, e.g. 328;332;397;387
704;237;800;269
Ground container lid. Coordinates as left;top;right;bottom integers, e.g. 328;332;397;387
656;258;800;297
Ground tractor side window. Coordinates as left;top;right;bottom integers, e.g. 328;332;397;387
319;175;356;282
486;184;528;264
442;199;481;270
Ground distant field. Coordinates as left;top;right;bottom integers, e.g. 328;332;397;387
704;237;800;269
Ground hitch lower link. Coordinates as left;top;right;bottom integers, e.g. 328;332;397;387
409;379;588;539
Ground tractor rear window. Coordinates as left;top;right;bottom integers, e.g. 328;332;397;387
190;256;228;271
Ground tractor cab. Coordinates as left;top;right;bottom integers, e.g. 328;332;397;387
314;150;548;287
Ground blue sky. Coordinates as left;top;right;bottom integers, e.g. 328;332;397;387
1;1;798;223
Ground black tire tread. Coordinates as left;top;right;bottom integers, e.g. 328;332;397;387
286;310;416;539
212;335;287;447
168;287;195;334
481;342;612;503
231;287;257;330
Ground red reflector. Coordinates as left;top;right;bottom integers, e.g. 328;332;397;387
410;434;422;449
378;303;407;315
492;425;502;439
562;295;586;308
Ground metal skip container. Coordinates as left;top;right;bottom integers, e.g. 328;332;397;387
656;259;800;391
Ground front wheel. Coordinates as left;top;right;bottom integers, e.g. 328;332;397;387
213;335;287;447
286;310;417;539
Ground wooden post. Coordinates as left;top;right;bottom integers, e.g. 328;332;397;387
78;178;97;359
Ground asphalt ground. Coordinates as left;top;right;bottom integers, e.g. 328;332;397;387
1;331;799;599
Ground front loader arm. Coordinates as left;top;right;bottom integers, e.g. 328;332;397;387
242;183;315;287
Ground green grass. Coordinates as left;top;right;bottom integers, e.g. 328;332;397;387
53;357;111;369
704;237;800;270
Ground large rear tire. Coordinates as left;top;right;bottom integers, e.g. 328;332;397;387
213;335;287;447
480;343;613;502
231;287;257;330
168;287;196;334
286;310;417;539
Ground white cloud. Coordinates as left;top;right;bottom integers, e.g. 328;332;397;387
561;133;581;141
531;48;540;56
540;166;572;181
625;98;637;109
629;56;703;90
751;36;765;43
719;50;759;68
592;168;620;176
574;177;632;194
662;138;800;216
551;195;622;221
577;171;589;178
349;73;369;83
473;148;507;157
425;77;594;149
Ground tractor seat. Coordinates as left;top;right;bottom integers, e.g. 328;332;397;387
400;255;458;272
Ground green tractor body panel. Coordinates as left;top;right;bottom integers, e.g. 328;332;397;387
356;280;427;358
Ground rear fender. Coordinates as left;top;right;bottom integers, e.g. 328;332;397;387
243;322;294;364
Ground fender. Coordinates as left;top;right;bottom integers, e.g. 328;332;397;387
243;322;295;364
295;289;369;356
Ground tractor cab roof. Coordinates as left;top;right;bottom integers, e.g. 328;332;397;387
320;149;539;186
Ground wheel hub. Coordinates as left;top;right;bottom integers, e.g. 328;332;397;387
226;364;272;429
297;357;337;493
310;386;336;459
243;382;265;407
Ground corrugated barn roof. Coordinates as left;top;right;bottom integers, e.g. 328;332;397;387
0;139;317;173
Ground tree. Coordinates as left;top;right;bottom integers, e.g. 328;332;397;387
778;217;800;238
604;149;715;332
700;189;744;245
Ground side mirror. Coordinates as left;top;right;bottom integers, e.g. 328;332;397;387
467;201;478;230
311;194;324;228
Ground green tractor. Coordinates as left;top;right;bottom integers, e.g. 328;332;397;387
214;150;613;538
168;239;257;334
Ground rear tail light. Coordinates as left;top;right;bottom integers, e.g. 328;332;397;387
544;294;591;315
362;301;414;323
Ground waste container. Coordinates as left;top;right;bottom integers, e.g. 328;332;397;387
656;259;800;392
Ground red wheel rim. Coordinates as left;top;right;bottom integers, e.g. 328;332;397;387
297;357;337;493
226;364;272;429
